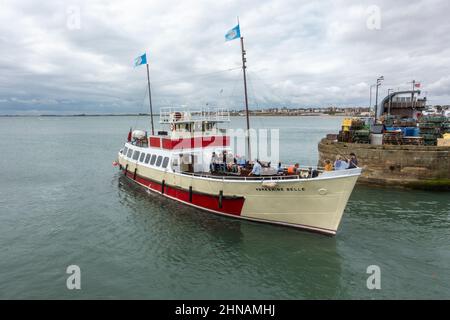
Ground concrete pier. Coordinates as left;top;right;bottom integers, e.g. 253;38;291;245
318;138;450;190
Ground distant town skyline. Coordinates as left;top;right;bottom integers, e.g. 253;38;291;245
1;0;450;115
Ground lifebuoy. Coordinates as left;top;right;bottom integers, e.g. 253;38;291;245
174;112;182;121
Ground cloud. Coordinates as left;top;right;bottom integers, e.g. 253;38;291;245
0;0;449;114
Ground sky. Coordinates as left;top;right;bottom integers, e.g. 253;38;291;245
0;0;450;114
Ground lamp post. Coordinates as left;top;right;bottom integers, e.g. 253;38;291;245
369;84;376;115
387;88;393;116
374;76;384;123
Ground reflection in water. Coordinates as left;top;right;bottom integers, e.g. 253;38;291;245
116;174;343;299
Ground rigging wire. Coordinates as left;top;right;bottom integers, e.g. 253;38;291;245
130;66;245;132
246;71;264;133
152;67;242;87
247;70;287;106
222;67;243;131
221;67;242;106
133;83;149;130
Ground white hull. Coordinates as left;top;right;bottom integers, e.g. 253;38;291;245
118;148;361;235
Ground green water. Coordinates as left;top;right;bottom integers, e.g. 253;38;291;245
0;116;449;299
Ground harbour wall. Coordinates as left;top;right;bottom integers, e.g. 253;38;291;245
318;138;450;190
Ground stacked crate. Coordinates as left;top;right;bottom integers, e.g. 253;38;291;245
351;130;370;144
418;115;447;146
402;136;424;146
383;129;403;145
338;118;367;143
394;118;417;128
442;122;450;135
383;115;397;127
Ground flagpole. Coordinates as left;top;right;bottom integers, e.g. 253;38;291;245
240;35;251;160
146;62;155;136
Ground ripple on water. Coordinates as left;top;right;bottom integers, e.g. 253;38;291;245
1;116;449;299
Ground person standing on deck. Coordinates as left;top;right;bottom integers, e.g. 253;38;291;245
210;152;219;173
220;151;227;172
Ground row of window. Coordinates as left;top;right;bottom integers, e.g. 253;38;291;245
122;146;170;169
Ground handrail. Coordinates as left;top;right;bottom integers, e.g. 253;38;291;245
159;106;230;124
178;167;360;181
179;171;315;181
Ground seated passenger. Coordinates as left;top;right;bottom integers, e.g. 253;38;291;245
324;159;333;171
218;151;227;172
237;156;246;167
277;162;284;174
347;153;358;169
334;156;348;170
248;159;262;176
287;163;299;175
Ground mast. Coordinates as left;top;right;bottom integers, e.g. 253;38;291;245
146;63;155;135
240;35;251;160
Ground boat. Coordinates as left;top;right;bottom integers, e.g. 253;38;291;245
115;25;361;235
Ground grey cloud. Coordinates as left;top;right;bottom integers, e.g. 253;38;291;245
0;0;449;114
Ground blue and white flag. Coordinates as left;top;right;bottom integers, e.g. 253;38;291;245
225;24;240;41
134;53;147;67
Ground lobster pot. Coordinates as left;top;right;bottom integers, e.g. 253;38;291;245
370;133;383;145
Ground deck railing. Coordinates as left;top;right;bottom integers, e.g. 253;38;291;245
159;107;230;124
180;166;325;181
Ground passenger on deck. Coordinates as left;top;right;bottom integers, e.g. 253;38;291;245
287;163;299;175
248;159;261;176
277;162;284;174
334;155;348;170
324;159;333;171
347;153;358;169
210;152;219;172
227;161;239;173
237;156;246;167
220;151;227;172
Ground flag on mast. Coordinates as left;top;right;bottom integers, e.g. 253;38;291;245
134;53;147;67
225;24;240;41
414;82;421;88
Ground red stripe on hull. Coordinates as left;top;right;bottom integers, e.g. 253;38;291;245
124;170;244;216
